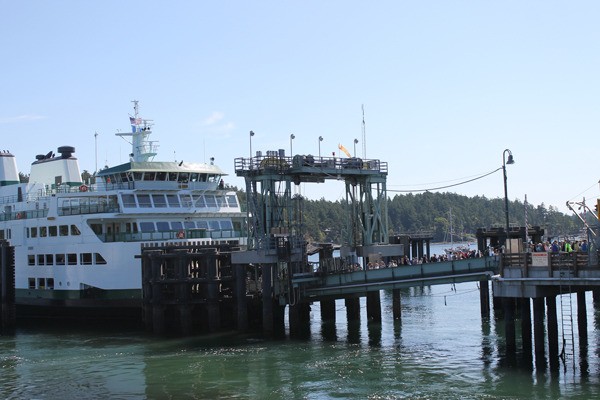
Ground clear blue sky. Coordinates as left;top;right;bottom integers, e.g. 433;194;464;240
2;1;599;218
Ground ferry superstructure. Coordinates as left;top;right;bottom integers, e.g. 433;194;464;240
0;102;246;316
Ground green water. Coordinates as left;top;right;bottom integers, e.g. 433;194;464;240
2;283;599;399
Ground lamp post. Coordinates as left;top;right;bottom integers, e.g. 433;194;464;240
503;149;515;253
318;136;323;159
290;134;295;157
353;138;358;157
249;130;255;169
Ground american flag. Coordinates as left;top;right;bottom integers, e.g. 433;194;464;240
129;116;142;125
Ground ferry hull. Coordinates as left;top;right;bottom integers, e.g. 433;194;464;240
15;289;142;321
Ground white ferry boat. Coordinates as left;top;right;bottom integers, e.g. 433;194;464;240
1;102;246;318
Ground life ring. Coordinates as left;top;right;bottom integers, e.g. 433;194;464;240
16;212;22;219
177;230;185;239
79;185;88;192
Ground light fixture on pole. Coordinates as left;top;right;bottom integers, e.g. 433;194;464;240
353;138;358;157
318;136;323;159
290;134;295;157
249;130;255;169
502;148;515;253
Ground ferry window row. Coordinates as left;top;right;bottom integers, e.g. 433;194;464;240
106;171;220;184
28;252;107;266
120;193;238;208
0;228;11;240
27;224;81;238
139;219;234;233
29;277;54;290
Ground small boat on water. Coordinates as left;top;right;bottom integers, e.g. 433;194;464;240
0;101;246;317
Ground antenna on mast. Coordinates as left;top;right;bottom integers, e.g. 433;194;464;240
132;99;139;119
94;131;98;174
361;104;367;158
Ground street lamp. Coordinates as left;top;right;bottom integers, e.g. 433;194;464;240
353;138;358;157
318;136;323;159
290;133;295;157
249;130;255;169
503;149;515;253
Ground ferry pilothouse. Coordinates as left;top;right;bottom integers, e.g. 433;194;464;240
0;102;246;317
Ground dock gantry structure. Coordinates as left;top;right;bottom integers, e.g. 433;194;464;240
234;150;398;262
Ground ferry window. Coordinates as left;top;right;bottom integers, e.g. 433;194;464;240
28;278;35;289
67;253;77;265
122;194;136;207
220;220;233;230
189;173;199;182
120;172;129;182
226;195;238;207
143;172;156;181
90;223;102;235
133;172;143;181
47;278;54;290
94;253;107;265
28;255;35;266
209;221;220;230
179;172;189;183
208;174;218;183
0;230;4;240
198;174;207;182
184;221;195;229
168;172;178;181
180;194;192;207
140;222;155;232
45;254;54;265
40;226;47;237
197;221;209;229
166;195;181;207
156;222;170;232
216;196;226;207
205;195;217;207
30;227;38;238
37;254;45;265
71;225;81;235
56;254;65;265
171;221;183;230
194;196;206;208
49;226;58;237
156;172;167;181
137;194;152;208
152;194;167;207
38;278;45;289
80;253;93;265
125;222;138;233
59;225;69;236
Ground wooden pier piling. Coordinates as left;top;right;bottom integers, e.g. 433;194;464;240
533;297;546;370
546;296;559;369
366;291;382;322
320;299;336;322
345;297;361;322
520;298;532;359
392;289;402;321
0;241;15;333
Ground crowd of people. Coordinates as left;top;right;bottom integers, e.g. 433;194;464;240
334;239;590;273
529;239;588;253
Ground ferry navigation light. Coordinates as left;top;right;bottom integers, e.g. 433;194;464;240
503;148;515;252
353;138;359;157
318;136;323;159
290;134;295;156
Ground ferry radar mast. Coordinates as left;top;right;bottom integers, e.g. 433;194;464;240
116;100;158;162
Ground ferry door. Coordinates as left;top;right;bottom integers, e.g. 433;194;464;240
105;222;120;242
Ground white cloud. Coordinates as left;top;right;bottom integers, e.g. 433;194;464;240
202;111;225;126
0;114;45;124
